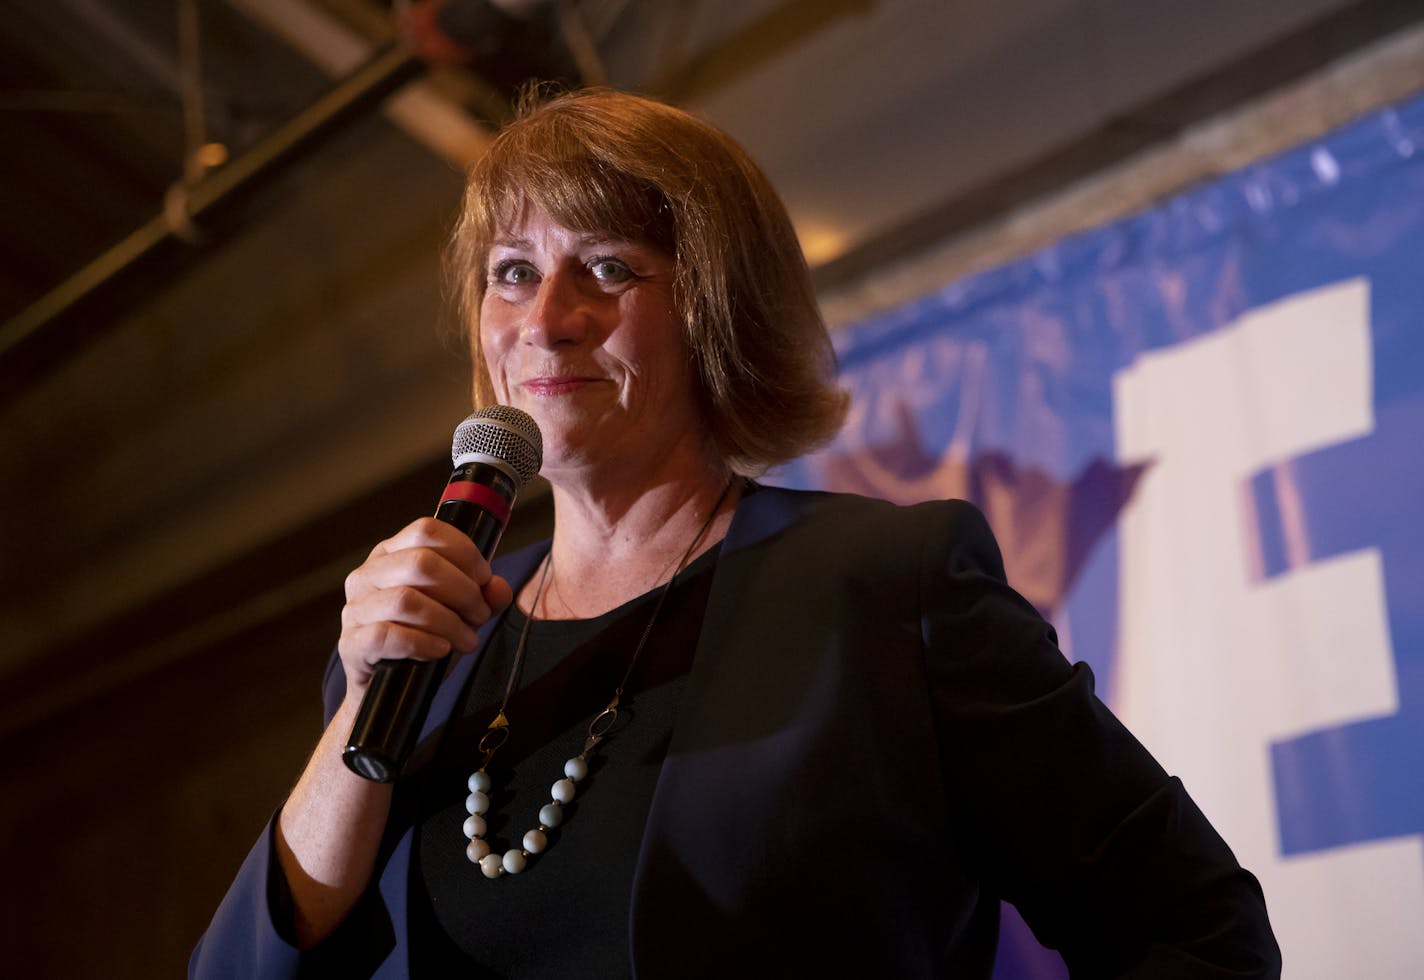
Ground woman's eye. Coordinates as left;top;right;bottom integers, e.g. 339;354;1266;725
491;260;537;285
589;257;635;283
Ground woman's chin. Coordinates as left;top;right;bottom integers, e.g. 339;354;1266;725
529;427;605;476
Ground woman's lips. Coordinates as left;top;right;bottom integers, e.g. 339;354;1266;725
521;376;598;396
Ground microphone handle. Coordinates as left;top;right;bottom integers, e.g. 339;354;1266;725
342;461;514;783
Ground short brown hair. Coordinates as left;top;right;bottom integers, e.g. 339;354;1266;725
447;87;848;475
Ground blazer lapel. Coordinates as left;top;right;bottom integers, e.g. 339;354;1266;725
627;485;819;967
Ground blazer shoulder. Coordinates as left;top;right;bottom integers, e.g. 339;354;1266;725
908;497;1007;584
743;485;1007;583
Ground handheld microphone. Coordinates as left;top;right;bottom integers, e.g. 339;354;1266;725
343;405;543;783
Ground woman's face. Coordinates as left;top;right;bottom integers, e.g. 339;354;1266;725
478;205;706;481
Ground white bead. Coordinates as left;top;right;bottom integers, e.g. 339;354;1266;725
466;839;491;863
466;791;490;815
480;853;504;878
523;829;547;854
551;778;576;803
564;756;589;781
538;803;563;828
462;814;486;839
502;849;527;874
468;771;492;793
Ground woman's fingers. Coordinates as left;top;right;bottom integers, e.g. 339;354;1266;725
341;584;480;656
367;517;494;584
339;620;456;672
346;550;490;630
483;573;514;618
336;517;511;692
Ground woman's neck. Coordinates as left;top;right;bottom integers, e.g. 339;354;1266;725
523;464;740;620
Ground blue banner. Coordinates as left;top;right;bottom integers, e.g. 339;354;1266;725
776;89;1424;977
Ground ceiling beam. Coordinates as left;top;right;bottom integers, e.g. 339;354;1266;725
0;42;425;408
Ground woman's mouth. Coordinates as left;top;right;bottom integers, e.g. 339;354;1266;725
521;376;598;396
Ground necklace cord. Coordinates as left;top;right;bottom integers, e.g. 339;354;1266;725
462;479;737;878
478;479;733;767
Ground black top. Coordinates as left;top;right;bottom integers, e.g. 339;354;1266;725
407;547;718;978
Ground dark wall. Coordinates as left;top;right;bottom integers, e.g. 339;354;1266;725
2;596;332;976
0;465;553;977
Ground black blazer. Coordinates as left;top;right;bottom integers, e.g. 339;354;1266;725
192;485;1280;978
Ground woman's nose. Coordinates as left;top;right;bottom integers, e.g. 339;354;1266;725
521;270;591;348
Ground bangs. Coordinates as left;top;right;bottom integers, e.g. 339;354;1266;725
471;124;676;255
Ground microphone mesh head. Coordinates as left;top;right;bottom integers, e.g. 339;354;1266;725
451;406;543;485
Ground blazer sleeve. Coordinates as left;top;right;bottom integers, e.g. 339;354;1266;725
188;653;362;980
919;499;1281;977
188;814;304;980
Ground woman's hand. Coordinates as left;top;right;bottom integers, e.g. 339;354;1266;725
268;515;516;950
337;517;514;697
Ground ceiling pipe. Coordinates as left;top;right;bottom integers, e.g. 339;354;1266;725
0;42;426;407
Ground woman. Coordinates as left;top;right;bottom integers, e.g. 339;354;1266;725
193;88;1280;977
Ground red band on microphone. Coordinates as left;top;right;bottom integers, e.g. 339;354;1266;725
439;481;511;522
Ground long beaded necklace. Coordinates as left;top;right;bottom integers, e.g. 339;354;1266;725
462;481;732;878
